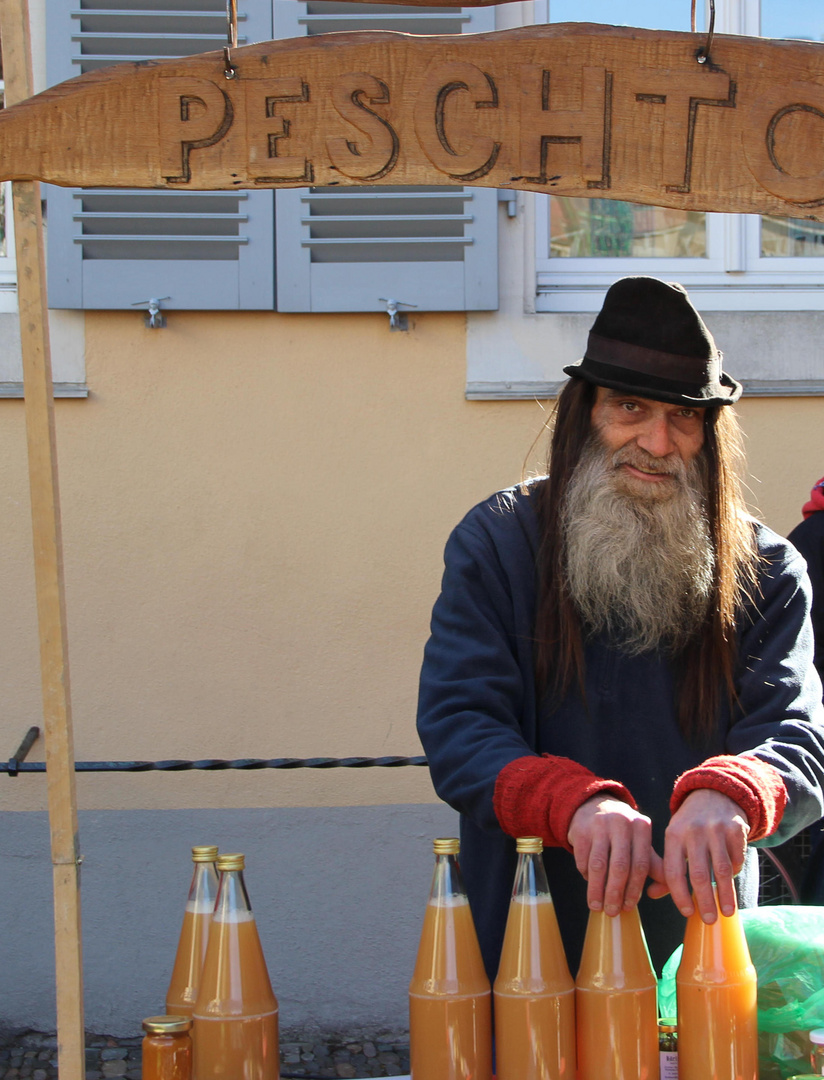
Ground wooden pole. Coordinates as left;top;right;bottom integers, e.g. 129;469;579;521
0;2;85;1077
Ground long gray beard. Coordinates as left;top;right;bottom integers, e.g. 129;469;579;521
561;434;715;655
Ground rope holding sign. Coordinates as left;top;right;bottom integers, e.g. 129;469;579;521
224;0;238;79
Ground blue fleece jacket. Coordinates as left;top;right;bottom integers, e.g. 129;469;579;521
417;482;824;977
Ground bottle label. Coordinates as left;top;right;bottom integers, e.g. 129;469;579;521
660;1050;678;1080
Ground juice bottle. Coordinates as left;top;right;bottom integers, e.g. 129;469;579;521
811;1028;824;1074
142;1015;193;1080
658;1018;678;1080
575;907;659;1080
676;890;757;1080
408;837;492;1080
493;836;575;1080
166;846;220;1017
192;853;279;1080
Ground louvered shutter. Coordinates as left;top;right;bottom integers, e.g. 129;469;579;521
44;0;274;310
273;2;499;313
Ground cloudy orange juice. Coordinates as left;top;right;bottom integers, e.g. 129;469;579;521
494;838;575;1080
409;839;492;1080
576;908;659;1080
677;892;757;1080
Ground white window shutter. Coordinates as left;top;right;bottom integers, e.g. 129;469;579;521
45;0;275;310
273;2;499;313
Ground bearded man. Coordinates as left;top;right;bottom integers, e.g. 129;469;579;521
417;276;824;977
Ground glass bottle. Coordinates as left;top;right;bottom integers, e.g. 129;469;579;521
658;1018;678;1080
575;907;659;1080
142;1015;193;1080
810;1029;824;1075
493;837;575;1080
408;837;492;1080
166;846;220;1017
676;890;757;1080
192;853;279;1080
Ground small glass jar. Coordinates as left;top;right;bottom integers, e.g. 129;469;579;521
658;1018;678;1080
141;1015;192;1080
811;1029;824;1076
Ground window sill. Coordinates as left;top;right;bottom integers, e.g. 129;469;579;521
0;285;18;313
535;283;824;313
0;382;89;399
466;379;824;401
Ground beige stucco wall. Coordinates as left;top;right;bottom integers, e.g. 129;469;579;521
0;310;822;815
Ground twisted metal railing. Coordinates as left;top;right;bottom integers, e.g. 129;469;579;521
1;726;428;776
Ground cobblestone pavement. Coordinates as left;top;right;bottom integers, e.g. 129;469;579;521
0;1031;411;1080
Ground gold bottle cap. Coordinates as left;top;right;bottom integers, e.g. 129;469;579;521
216;853;245;871
516;837;544;853
142;1016;192;1035
191;846;219;862
432;838;460;855
658;1018;678;1032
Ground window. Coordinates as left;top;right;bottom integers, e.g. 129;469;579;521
44;0;498;314
273;1;498;313
45;0;275;310
465;0;824;401
534;0;824;312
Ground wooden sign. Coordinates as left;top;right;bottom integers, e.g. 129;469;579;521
3;22;824;219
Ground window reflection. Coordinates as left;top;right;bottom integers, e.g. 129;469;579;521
550;199;706;258
762;217;824;257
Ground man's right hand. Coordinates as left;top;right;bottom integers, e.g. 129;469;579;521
567;794;666;916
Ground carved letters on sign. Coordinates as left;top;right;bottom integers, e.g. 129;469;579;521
742;81;824;206
327;73;399;181
627;70;734;193
158;78;234;184
516;65;611;188
5;25;824;218
413;62;501;182
156;62;738;194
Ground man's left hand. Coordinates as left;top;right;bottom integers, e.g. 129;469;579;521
646;789;749;920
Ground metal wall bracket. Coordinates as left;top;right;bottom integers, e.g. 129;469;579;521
131;296;170;328
6;726;40;777
379;297;417;331
497;189;518;218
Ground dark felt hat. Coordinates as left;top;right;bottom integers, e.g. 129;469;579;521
563;277;742;407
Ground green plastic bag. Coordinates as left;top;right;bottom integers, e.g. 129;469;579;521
658;906;824;1080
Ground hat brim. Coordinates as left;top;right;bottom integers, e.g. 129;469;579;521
562;358;742;408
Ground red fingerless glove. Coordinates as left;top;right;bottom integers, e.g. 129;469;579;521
493;754;638;852
670;754;787;841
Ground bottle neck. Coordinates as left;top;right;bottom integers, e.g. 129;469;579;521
577;909;656;990
679;895;754;980
213;869;253;922
512;851;552;900
429;853;467;905
188;861;220;912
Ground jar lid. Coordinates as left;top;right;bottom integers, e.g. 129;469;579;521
216;853;245;872
433;838;460;855
810;1029;824;1044
142;1016;192;1035
191;846;218;863
516;837;543;853
658;1018;678;1033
